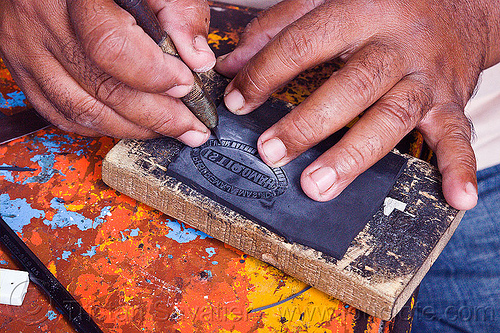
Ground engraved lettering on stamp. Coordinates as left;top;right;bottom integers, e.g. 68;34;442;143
191;139;288;199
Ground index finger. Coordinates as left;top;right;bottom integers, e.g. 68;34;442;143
223;0;380;115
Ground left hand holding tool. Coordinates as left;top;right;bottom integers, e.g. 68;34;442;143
0;0;215;147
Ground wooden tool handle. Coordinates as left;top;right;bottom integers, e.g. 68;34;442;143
114;0;165;44
114;0;218;129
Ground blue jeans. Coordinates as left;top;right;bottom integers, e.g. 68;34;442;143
412;164;500;332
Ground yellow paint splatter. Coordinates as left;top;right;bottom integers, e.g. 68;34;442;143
66;203;86;211
48;261;57;277
236;256;353;332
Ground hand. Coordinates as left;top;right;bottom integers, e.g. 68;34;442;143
0;0;215;146
216;0;500;210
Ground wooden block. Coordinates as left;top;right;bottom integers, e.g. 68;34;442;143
102;107;463;320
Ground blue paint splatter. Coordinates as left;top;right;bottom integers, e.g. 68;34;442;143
145;279;151;283
46;310;58;321
0;164;15;182
32;137;62;153
203;270;212;279
44;198;110;231
23;154;61;184
82;245;98;258
94;206;112;226
0;91;26;109
130;228;140;237
0;194;45;234
119;228;141;241
156;244;161;249
165;219;209;244
167;255;173;259
30;133;87;156
61;251;72;261
205;247;216;258
0;260;8;265
212;261;218;265
75;238;83;247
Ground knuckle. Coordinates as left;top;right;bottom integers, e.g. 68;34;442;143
147;112;177;134
442;115;473;143
341;44;401;106
448;144;476;166
431;105;476;173
455;151;477;172
238;65;271;97
288;111;326;149
37;77;105;129
95;77;137;109
341;66;379;107
275;24;315;70
85;23;128;69
439;134;476;174
425;101;473;141
336;143;369;176
379;88;433;134
70;96;107;128
60;40;104;83
377;98;417;133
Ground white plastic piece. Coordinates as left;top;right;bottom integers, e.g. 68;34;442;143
0;268;29;306
383;197;407;216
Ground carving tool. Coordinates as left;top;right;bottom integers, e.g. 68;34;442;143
0;216;103;333
113;0;220;141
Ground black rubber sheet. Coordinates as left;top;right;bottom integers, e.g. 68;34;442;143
167;101;406;259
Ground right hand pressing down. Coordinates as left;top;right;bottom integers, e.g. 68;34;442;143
216;0;500;211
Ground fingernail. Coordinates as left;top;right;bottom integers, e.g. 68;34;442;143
178;130;210;147
261;137;287;165
309;167;336;194
193;59;216;73
465;182;478;199
217;53;230;63
193;59;215;73
165;85;192;98
194;35;212;54
224;89;245;113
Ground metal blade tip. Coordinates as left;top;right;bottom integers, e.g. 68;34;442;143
212;126;222;143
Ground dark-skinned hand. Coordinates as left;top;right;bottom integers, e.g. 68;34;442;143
216;0;500;210
0;0;215;147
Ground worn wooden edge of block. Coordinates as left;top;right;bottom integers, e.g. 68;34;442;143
102;140;462;320
390;209;464;319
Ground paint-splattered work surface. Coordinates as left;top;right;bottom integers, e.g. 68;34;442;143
0;3;415;332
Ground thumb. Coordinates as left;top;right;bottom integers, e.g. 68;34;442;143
152;0;216;72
